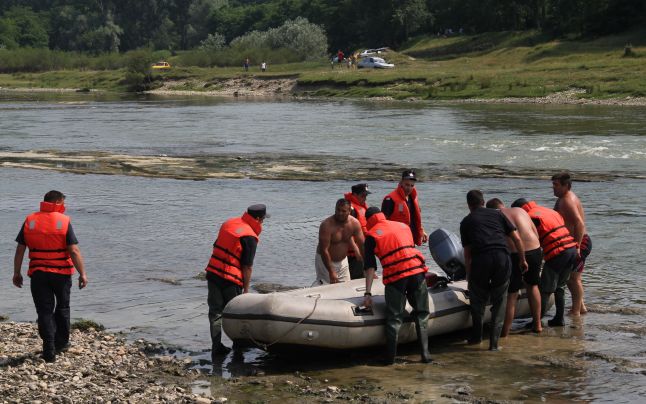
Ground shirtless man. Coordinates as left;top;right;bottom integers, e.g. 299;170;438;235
313;199;365;285
552;172;591;316
486;198;543;334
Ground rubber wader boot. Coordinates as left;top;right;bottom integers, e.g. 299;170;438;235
548;288;565;326
540;292;550;319
489;330;501;351
384;336;397;365
416;324;432;363
468;313;483;344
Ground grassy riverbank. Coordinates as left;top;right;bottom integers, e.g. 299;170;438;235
1;29;645;101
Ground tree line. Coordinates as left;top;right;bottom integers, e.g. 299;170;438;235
1;0;644;55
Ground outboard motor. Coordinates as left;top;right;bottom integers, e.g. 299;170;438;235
429;228;466;281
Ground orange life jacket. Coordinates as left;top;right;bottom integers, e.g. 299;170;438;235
23;202;75;277
205;212;261;287
344;192;368;258
366;212;427;285
384;185;424;246
521;201;577;261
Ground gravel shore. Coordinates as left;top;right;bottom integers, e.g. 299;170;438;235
0;321;209;403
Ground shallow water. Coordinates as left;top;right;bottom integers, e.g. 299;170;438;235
0;94;644;401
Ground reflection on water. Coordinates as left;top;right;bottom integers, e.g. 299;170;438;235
0;96;644;401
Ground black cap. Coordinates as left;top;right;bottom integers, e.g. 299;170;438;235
401;169;417;181
511;198;530;208
247;204;270;219
351;183;371;195
365;206;381;219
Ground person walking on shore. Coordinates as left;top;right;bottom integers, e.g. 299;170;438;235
552;172;591;316
344;183;371;279
512;198;577;327
204;204;269;360
461;191;526;351
381;169;428;246
13;190;88;363
362;207;431;364
314;199;364;285
486;198;542;334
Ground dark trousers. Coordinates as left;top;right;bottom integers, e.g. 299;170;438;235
540;247;577;322
207;276;242;349
468;250;511;348
30;271;72;355
348;256;365;280
384;273;430;358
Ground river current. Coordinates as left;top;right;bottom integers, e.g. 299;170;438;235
1;93;644;401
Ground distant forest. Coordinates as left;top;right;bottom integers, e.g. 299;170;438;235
1;0;645;53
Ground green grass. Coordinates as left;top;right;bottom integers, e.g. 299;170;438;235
1;28;645;100
71;318;105;332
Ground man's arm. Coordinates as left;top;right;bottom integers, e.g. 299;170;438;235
241;265;252;293
463;246;472;282
560;199;585;249
318;221;338;283
13;244;26;288
67;244;88;289
239;236;258;293
362;236;377;307
352;219;365;260
508;230;528;272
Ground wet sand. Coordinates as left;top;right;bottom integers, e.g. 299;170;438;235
1;150;640;182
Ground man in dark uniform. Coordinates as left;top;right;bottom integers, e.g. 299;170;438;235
362;207;431;364
382;169;428;246
344;183;371;279
460;190;526;351
13;190;88;363
204;204;269;362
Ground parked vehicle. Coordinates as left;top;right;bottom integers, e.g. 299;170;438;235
357;56;394;69
151;61;171;70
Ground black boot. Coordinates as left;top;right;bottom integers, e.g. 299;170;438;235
211;342;231;363
417;325;432;363
468;313;483;344
383;335;397;365
548;289;565;326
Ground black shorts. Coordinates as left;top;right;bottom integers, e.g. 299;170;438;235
509;247;543;292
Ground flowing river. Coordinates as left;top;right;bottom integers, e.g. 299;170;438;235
1;92;644;401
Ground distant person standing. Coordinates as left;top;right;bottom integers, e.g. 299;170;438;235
461;190;526;351
382;169;428;246
13;190;88;363
344;183;371;279
486;198;542;334
205;204;269;360
552;172;591;316
243;58;250;72
362;207;431;364
337;49;344;64
512;198;578;327
261;61;267;72
314;199;364;285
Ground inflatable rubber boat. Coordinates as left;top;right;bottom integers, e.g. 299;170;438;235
222;229;548;350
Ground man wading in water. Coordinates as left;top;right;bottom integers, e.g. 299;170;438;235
313;199;364;285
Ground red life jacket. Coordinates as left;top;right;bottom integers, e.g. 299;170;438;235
366;212;427;285
344;192;368;258
23;202;75;277
384;185;424;246
521;201;577;261
205;212;261;287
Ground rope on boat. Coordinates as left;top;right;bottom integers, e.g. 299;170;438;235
244;295;321;351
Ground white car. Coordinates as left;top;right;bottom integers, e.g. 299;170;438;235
357;56;394;69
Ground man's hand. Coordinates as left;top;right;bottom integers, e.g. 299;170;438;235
329;272;339;284
421;231;429;244
363;295;373;308
78;274;88;289
519;257;529;274
13;273;23;288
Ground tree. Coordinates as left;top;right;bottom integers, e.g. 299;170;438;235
1;6;48;48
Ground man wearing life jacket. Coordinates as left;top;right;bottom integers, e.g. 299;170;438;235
461;191;526;351
512;198;578;327
205;204;269;360
381;169;428;246
13;190;88;363
552;172;591;317
344;183;371;279
362;207;431;364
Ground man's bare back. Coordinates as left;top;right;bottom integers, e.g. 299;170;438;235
554;191;586;239
500;207;540;252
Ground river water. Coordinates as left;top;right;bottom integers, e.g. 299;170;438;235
1;92;645;401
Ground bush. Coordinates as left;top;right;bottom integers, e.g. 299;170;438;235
71;318;105;332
